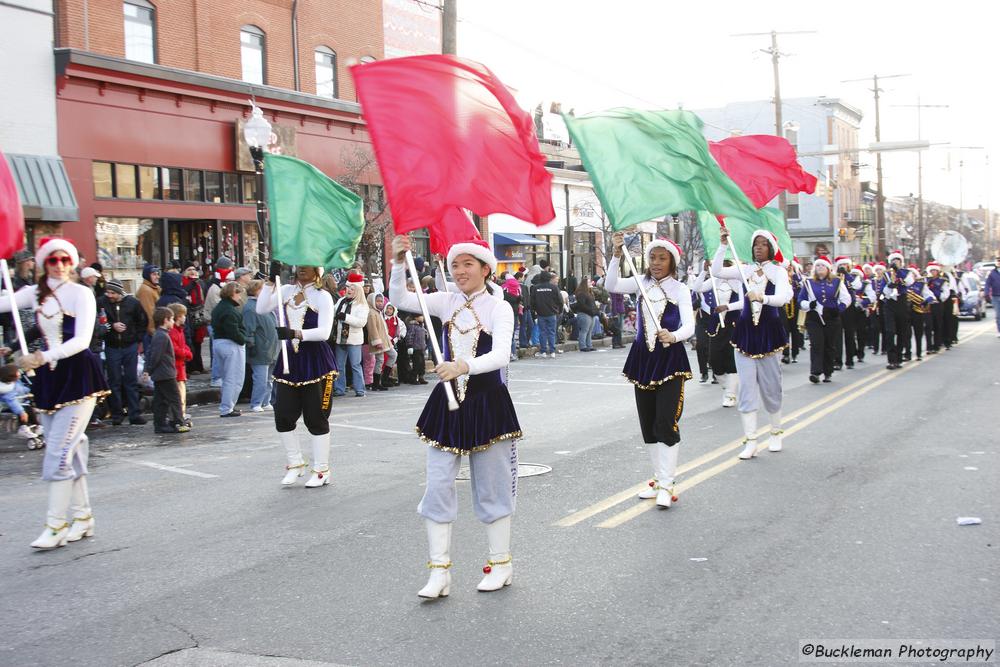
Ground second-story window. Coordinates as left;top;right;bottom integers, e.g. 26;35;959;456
123;0;156;64
314;46;337;99
241;25;266;85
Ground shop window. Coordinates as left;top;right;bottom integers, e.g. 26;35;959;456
93;162;113;198
223;173;241;203
184;170;203;201
123;0;156;64
204;171;222;203
786;193;800;220
410;229;430;261
138;165;160;200
315;46;337;99
242;222;260;272
115;164;137;199
241;174;257;204
161;168;182;201
219;222;240;264
241;25;265;85
95;217;163;289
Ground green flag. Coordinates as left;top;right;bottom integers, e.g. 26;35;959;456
562;109;759;231
697;207;793;262
264;154;364;269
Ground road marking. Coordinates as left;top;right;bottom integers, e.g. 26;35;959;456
516;379;628;387
515;362;626;370
116;459;219;479
512;401;544;406
330;423;413;435
594;324;990;528
555;323;990;528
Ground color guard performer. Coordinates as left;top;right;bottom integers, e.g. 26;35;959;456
257;264;337;488
0;238;110;549
606;233;694;508
798;256;850;383
712;228;793;460
390;235;521;599
690;259;741;405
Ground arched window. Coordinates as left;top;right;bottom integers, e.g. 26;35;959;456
123;0;156;64
315;46;337;99
241;25;266;85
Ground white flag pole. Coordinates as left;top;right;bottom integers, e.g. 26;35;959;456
405;250;459;411
273;275;291;374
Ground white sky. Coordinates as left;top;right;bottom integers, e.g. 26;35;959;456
455;0;996;212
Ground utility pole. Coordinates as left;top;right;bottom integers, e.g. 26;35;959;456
843;73;909;258
442;0;457;55
892;97;948;266
732;30;816;218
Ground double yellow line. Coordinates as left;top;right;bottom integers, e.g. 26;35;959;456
554;323;990;530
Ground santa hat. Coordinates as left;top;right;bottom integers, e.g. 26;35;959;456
813;255;833;271
644;238;682;270
861;262;874;273
447;239;497;273
887;249;904;263
35;237;80;269
750;230;784;264
908;264;922;279
850;265;864;275
925;261;942;274
834;255;852;267
347;271;364;284
873;262;887;273
214;268;233;283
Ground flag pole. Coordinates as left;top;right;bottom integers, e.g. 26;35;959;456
437;260;450;293
405;249;459;411
718;219;759;324
273;275;291;374
618;246;671;347
0;259;30;359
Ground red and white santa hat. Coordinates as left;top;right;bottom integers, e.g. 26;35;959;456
447;239;497;273
851;265;864;275
750;230;784;264
35;236;80;269
834;255;852;268
645;237;682;270
861;262;874;273
925;261;942;274
908;264;922;279
887;249;905;263
873;262;887;273
813;255;833;271
347;271;365;284
214;268;233;283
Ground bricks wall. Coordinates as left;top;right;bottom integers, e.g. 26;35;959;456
56;0;383;100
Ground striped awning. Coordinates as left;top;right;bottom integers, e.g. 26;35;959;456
5;154;79;221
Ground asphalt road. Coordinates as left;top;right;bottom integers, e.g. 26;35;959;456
1;321;997;666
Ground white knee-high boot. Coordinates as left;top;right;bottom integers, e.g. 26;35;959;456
767;409;783;452
305;433;331;488
280;431;306;486
30;480;74;549
655;444;679;508
65;476;94;542
637;444;659;499
477;515;513;592
738;411;758;460
417;520;452;599
722;374;738;407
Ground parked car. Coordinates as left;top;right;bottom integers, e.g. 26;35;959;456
958;272;986;319
972;261;996;282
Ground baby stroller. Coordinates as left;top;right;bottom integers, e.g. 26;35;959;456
0;372;45;450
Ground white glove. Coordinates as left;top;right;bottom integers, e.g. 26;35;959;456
816;303;825;317
800;300;811;310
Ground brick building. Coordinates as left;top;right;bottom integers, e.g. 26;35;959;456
49;0;384;288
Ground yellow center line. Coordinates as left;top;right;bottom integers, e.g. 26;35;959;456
594;324;990;529
553;322;990;529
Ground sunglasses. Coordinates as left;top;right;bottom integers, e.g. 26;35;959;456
45;256;73;266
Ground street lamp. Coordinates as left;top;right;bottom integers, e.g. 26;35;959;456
243;103;272;272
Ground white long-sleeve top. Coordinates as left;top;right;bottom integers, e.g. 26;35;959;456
690;269;743;314
389;260;513;377
434;270;503;300
604;255;695;343
711;245;793;308
0;279;96;365
256;282;333;342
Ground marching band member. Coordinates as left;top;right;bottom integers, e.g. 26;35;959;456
257;264;337;488
833;256;853;370
713;228;793;460
866;263;885;355
690;259;741;405
798;256;850;383
607;233;694;508
924;262;951;353
0;237;110;549
943;266;961;347
782;261;804;365
904;266;935;361
880;251;915;370
842;265;869;368
390;235;520;599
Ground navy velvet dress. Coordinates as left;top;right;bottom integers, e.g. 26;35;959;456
34;315;110;413
272;307;338;386
623;298;692;390
732;280;787;358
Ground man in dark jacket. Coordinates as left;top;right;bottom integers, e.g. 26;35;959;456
156;270;189;307
99;280;148;425
531;272;564;358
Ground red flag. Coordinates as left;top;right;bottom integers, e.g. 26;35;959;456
352;55;554;238
708;135;817;208
429;208;482;256
0;150;25;258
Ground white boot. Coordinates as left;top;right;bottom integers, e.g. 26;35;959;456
417;520;452;599
738;411;758;460
280;431;307;486
637;444;659;499
477;516;513;592
655;443;679;508
721;374;738;407
65;476;94;542
30;480;73;550
767;410;784;452
304;433;331;488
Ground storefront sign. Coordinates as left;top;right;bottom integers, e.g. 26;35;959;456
235;120;298;172
497;245;526;261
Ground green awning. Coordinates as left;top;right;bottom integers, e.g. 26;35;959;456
5;154;79;221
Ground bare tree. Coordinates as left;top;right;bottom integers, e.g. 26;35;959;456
334;145;392;278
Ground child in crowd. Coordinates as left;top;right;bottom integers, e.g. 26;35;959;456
0;363;38;438
404;315;430;385
166;303;194;427
145;307;190;434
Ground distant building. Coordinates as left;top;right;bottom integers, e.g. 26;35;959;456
383;0;441;58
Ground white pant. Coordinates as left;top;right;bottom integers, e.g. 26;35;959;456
734;353;783;414
418;440;518;524
40;398;96;481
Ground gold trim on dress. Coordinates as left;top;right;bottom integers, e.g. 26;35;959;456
731;342;787;359
272;370;339;387
623;371;693;391
34;390;111;415
415;427;522;455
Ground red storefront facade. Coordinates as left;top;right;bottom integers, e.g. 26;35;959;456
56;49;378;290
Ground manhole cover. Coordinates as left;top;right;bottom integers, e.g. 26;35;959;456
456;462;551;480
